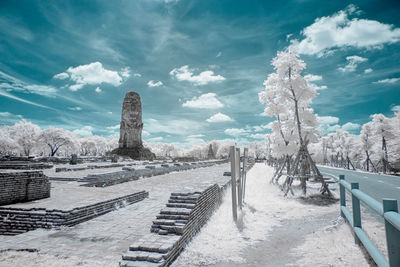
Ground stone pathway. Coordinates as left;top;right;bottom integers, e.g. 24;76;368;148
0;163;229;266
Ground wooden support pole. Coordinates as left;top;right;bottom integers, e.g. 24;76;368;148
242;148;248;203
229;146;237;221
236;148;242;209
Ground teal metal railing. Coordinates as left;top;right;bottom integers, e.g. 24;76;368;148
339;175;400;267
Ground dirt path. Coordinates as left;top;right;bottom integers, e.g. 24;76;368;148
173;163;371;267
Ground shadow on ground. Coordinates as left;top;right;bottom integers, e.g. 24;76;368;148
298;194;339;206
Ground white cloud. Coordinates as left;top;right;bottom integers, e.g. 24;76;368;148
0;112;23;123
107;124;120;130
304;74;322;82
133;73;142;77
120;67;131;78
55;62;122;91
313;85;328;90
338;55;368;72
206;113;233;123
341;122;361;131
95;87;102;93
170;65;225;85
364;68;373;74
253;123;272;132
53;72;69;80
317;116;360;133
182;93;224;109
317;116;340;125
147;80;163;87
304;74;327;90
373;77;400;84
216;51;222;57
73;126;93;137
68;106;82;111
290;5;400;56
224;128;248;137
249;133;266;139
391;105;400;113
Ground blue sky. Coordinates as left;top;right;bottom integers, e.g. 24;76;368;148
0;0;399;146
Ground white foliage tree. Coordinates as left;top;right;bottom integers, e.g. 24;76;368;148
0;128;20;156
37;127;77;156
370;114;395;172
259;50;328;195
7;119;40;156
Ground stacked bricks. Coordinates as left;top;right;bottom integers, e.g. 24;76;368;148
0;171;50;205
120;183;227;267
120;160;255;267
0;190;148;236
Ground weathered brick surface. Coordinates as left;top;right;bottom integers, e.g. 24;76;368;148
79;160;228;187
0;171;50;205
0;190;148;236
119;161;254;267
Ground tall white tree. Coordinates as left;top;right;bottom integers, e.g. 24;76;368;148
37;127;77;156
259;50;328;195
360;122;377;172
7;119;40;156
370;114;395;172
0;128;20;156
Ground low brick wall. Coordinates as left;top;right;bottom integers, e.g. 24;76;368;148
120;161;254;267
80;160;228;187
0;190;148;236
0;162;53;170
0;171;50;205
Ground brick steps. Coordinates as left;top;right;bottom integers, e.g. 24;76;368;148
119;161;255;267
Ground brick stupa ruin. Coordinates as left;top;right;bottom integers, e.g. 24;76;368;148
112;92;155;160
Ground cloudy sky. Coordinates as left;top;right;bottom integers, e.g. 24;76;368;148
1;0;399;146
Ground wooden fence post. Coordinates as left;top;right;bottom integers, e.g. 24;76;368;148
383;199;400;267
230;146;237;221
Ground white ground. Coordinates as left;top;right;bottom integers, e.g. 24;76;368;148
173;163;379;267
0;163;387;266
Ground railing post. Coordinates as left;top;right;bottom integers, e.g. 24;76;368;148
229;146;237;221
339;175;345;217
236;148;242;209
383;199;400;267
351;182;362;245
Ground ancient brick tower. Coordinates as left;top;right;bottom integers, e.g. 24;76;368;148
112;92;155;160
118;92;143;149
